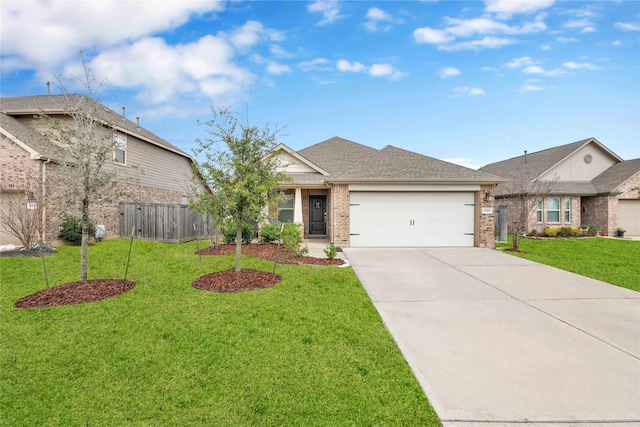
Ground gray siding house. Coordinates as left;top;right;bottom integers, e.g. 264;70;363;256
0;95;204;245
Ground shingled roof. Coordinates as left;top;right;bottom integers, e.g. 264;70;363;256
297;137;379;175
480;138;593;179
330;145;502;182
0;112;57;159
1;95;190;159
592;158;640;194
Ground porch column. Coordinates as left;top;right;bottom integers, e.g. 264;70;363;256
293;187;303;223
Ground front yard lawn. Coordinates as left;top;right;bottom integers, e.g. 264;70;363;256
0;239;440;426
497;237;639;292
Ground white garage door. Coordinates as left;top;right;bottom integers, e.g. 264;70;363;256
619;199;640;236
349;192;475;247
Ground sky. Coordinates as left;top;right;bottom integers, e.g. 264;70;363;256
1;0;639;169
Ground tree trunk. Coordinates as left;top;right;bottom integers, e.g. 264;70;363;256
80;199;89;283
235;224;242;273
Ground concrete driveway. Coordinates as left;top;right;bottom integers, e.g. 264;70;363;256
343;247;640;426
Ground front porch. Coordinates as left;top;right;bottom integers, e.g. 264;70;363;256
281;187;332;240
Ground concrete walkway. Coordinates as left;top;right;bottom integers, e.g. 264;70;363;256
343;247;640;426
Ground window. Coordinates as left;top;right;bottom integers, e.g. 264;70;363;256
277;197;294;223
547;198;560;222
564;198;571;223
113;133;126;164
536;198;543;222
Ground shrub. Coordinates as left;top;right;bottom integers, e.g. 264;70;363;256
586;225;597;237
260;223;281;243
543;227;559;237
220;221;254;244
558;227;574;237
527;228;538;237
282;223;308;257
324;242;338;260
58;216;96;245
572;228;583;236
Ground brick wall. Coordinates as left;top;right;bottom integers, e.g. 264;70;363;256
331;184;350;246
478;184;496;248
618;171;640;199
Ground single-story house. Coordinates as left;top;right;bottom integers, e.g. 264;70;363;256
0;94;206;245
479;137;640;237
269;137;504;248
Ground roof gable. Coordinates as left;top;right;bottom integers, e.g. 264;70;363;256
269;143;329;175
1;95;191;160
480;138;622;182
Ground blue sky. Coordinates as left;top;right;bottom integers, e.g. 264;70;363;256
2;0;639;168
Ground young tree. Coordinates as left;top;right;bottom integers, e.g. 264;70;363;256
497;171;556;251
192;107;290;272
40;60;130;282
0;192;44;250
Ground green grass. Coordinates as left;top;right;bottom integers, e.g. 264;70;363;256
0;240;440;426
497;237;640;292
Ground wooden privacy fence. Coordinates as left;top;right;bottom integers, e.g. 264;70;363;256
119;203;215;243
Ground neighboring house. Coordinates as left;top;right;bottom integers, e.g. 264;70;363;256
269;137;504;248
480;137;640;237
0;95;203;245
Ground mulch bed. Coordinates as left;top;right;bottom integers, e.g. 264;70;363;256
192;244;343;293
193;269;281;293
196;243;345;266
14;279;135;309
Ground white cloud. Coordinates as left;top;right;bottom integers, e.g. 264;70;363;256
369;63;394;77
63;35;252;109
614;22;640;31
439;67;461;78
506;56;533;68
612;40;623;46
0;0;224;71
298;58;332;72
523;65;545;74
308;1;345;26
337;59;366;73
519;83;544;92
453;86;485;96
414;14;545;51
266;61;291;75
441;36;516;51
413;27;455;44
485;0;555;17
556;37;578;43
364;7;403;32
228;20;284;49
336;60;405;80
563;61;600;70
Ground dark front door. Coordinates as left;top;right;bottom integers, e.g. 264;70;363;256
309;195;326;235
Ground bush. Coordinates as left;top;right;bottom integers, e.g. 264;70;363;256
543;227;559;237
527;228;538;237
586;225;597;237
572;228;583;236
220;221;254;244
260;223;281;243
282;223;308;257
324;242;338;260
58;216;96;245
558;227;574;237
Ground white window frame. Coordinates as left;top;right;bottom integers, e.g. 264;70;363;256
563;198;571;223
277;197;294;223
113;132;127;165
546;198;560;223
536;198;543;222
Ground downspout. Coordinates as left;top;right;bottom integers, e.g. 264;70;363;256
41;159;51;241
